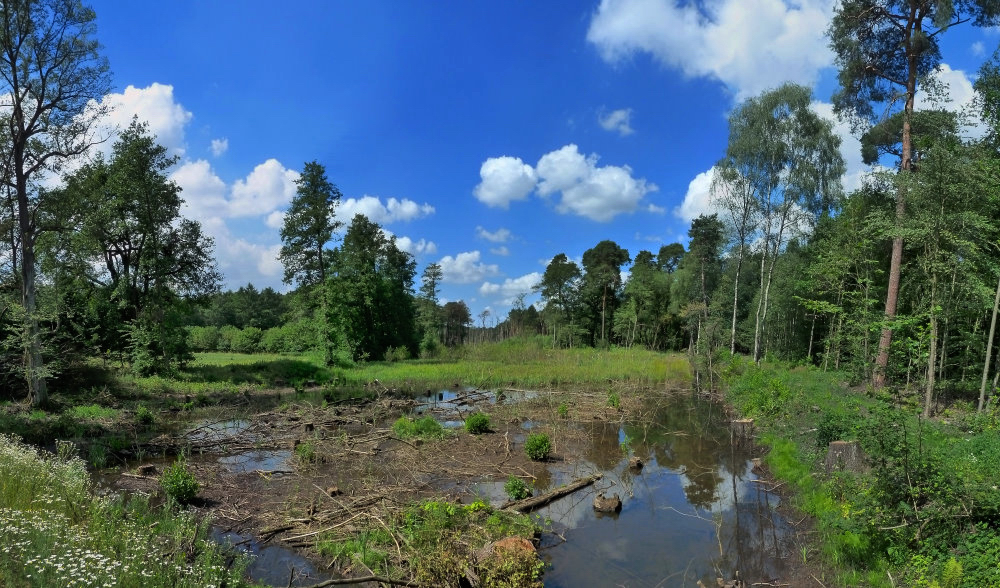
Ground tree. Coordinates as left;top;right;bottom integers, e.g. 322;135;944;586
48;120;220;373
829;0;1000;388
279;161;342;364
581;240;630;344
717;84;844;363
417;262;443;353
535;253;582;347
442;300;471;347
328;214;416;361
0;0;111;404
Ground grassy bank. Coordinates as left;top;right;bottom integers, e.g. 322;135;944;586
0;435;254;587
722;357;1000;587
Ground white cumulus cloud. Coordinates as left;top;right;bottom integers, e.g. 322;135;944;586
599;108;634;136
476;226;512;243
536;144;656;222
673;168;719;223
438;251;500;284
229;159;300;217
490;246;510;256
395;236;438;256
97;83;193;156
337;195;435;225
587;0;836;99
478;272;544;304
473;156;537;208
210;138;229;157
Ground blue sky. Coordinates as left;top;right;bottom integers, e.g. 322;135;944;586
85;0;997;320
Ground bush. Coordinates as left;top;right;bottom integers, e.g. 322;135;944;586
294;441;317;464
230;327;263;354
465;412;491;434
384;346;410;362
135;405;154;426
557;402;569;418
393;416;446;439
524;433;551;461
187;325;221;351
160;459;200;505
503;475;531;501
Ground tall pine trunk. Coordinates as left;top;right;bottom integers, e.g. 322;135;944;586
979;273;1000;412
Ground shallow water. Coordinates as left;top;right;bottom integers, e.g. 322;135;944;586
211;528;331;587
217;449;292;473
491;394;791;587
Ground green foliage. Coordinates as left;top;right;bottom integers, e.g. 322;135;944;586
392;416;446;440
0;435;250;586
384;345;409;362
557;402;569;419
504;475;531;501
294;441;317;464
606;390;621;410
465;412;491;434
135;405;154;426
160;459;200;505
524;433;551;461
66;404;119;420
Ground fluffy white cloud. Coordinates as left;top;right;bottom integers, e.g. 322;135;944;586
210;138;229;157
171;159;229;220
536;144;656;222
197;217;284;287
473;156;537;208
394;236;438;256
337;195;435;225
265;210;285;229
229;159;300;217
587;0;836;99
674;168;719;223
598;108;634;136
97;83;193;155
490;246;510;256
438;251;500;284
476;226;512;243
478;272;544;304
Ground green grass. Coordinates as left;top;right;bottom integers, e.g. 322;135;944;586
392;416;448;440
0;435;253;587
66;404;120;420
352;337;690;390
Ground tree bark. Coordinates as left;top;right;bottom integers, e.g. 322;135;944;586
730;242;745;355
979;273;1000;412
16;177;46;406
873;34;917;390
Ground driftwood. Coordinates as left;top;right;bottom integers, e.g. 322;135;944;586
501;473;602;513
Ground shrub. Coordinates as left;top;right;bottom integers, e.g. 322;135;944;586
294;441;317;464
557;402;569;419
607;391;621;410
465;412;491;434
524;433;551;461
504;475;531;501
135;405;154;427
187;325;221;351
393;416;446;439
384;346;410;362
161;459;200;505
229;327;263;354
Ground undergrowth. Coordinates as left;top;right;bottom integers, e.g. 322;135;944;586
723;357;1000;588
0;435;252;587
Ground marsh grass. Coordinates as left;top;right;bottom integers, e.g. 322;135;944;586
0;435;252;587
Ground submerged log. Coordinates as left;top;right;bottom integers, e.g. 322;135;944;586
501;473;602;513
592;492;622;513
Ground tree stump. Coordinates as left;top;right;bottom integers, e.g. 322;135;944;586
730;419;754;446
593;492;622;513
824;440;867;474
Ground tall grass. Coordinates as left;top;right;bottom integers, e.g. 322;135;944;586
0;435;252;587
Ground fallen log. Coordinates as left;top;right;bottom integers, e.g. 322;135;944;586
501;473;602;513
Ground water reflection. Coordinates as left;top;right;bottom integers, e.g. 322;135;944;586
539;393;792;587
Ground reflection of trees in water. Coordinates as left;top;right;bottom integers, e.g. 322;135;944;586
623;394;754;509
